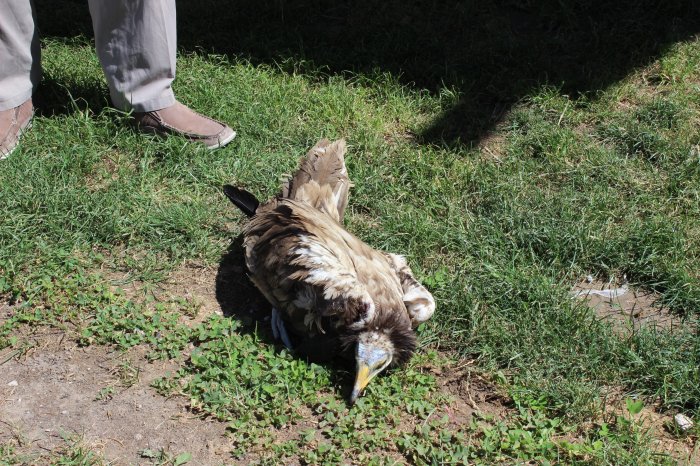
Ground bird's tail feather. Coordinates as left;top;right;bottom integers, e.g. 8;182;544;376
223;185;260;217
281;139;351;222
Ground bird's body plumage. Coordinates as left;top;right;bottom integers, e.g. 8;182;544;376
224;139;435;401
245;199;410;341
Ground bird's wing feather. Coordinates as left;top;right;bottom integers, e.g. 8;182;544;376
280;139;351;222
244;201;374;334
384;253;436;327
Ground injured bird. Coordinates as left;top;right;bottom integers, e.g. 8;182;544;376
224;139;435;404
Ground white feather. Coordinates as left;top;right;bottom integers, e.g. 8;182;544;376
403;286;435;324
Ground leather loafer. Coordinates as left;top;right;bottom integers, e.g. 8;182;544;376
133;101;236;149
0;98;34;160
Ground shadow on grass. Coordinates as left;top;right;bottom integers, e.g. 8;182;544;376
33;74;110;117
34;0;700;147
214;234;271;330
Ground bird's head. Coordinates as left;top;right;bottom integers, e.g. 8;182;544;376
348;321;417;404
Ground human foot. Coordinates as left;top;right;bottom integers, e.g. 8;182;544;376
0;99;34;160
133;101;236;149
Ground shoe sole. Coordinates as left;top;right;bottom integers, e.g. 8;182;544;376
137;125;237;150
207;130;237;150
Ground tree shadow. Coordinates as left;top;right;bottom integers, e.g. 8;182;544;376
34;0;700;147
175;0;700;147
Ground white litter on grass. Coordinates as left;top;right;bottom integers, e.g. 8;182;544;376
572;285;629;299
7;380;18;386
674;413;694;431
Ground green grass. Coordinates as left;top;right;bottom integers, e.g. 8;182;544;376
1;2;700;463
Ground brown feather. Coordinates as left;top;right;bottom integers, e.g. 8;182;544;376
244;200;407;329
280;139;351;222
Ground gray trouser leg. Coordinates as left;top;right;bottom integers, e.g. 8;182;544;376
0;0;40;111
87;0;177;112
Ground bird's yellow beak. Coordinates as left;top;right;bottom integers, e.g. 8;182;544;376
349;341;393;404
350;363;371;404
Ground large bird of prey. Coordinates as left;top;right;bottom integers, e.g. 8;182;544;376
224;139;435;403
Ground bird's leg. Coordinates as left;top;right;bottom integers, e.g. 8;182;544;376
271;307;280;340
271;308;293;349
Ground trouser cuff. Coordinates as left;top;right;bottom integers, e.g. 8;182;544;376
0;89;33;112
109;87;176;113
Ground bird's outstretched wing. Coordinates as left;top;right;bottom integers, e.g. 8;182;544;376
280;139;351;223
384;253;436;327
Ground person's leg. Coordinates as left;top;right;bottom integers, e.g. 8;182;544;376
0;0;38;158
88;0;235;149
87;0;176;112
0;0;39;111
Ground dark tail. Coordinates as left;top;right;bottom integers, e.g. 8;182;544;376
223;185;260;217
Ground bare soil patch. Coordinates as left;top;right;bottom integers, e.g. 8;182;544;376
572;279;686;334
0;302;21;328
426;360;509;428
0;336;231;465
478;131;507;162
571;280;698;461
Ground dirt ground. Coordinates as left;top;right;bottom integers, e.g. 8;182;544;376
571;278;687;334
0;263;506;465
572;278;698;463
0;259;243;465
1;335;231;464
